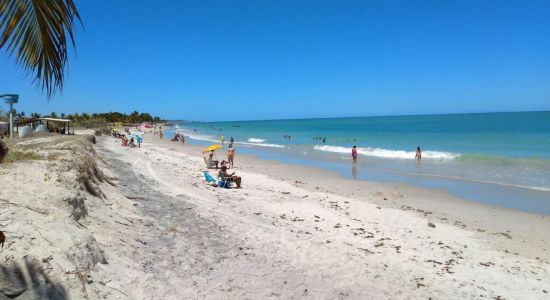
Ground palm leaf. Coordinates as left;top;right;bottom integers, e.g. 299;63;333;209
0;0;81;97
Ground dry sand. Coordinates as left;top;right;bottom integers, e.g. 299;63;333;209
0;132;549;299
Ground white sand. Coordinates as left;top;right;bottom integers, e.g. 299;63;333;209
1;132;549;299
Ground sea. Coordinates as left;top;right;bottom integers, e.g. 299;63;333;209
169;111;550;215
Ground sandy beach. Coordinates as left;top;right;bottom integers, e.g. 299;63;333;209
0;132;549;299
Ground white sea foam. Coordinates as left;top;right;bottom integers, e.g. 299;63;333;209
314;145;460;160
247;138;265;143
177;130;219;143
237;141;285;148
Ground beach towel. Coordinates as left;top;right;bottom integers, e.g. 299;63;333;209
204;171;216;183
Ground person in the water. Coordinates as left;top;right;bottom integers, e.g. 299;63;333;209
415;147;422;160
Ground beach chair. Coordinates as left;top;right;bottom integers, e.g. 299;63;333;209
203;157;219;169
218;171;234;188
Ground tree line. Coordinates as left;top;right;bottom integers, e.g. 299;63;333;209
5;111;162;124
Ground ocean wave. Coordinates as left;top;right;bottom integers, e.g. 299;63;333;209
247;138;265;143
237;141;285;148
314;145;460;160
175;130;219;143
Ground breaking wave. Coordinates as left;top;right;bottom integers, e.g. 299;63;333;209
314;145;460;160
247;138;265;143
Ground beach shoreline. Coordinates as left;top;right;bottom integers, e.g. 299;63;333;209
1;132;549;299
149;133;550;260
174;111;550;214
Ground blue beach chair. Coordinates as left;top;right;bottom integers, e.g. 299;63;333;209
218;171;233;188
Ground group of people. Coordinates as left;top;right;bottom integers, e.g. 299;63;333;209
171;132;185;144
219;135;235;145
205;142;240;188
112;129;140;148
153;126;163;139
313;136;326;143
206;142;235;168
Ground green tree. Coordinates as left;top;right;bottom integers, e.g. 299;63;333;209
0;0;82;97
50;112;58;118
128;111;139;123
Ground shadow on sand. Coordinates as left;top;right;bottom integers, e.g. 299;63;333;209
0;257;66;299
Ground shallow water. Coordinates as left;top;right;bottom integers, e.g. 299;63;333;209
170;111;550;214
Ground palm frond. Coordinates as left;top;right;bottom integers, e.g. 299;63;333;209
0;0;81;97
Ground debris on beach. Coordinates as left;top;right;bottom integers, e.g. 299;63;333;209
0;230;4;249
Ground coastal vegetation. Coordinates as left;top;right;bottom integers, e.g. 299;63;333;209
0;0;81;97
1;110;162;128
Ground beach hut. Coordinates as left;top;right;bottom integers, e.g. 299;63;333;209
38;117;75;135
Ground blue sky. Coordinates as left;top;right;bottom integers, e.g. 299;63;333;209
1;0;549;121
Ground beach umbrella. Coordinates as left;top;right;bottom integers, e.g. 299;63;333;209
202;144;224;153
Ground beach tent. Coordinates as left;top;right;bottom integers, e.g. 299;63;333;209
38;117;74;134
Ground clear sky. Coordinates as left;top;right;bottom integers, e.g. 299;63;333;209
1;0;549;121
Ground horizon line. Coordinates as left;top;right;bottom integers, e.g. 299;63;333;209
171;109;550;124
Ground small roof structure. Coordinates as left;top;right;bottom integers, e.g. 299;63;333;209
39;117;72;122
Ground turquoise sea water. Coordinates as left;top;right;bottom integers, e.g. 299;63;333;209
171;111;550;214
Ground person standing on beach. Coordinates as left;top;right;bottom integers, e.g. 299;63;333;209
159;126;163;139
227;143;235;166
352;146;358;164
221;135;225;145
415;147;422;160
230;136;234;144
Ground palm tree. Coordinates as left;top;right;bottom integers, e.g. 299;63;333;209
0;0;82;97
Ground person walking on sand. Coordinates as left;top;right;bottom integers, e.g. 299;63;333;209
352;145;358;164
227;143;235;166
415;146;422;160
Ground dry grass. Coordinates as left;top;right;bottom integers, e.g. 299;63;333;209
1;134;114;198
3;150;43;163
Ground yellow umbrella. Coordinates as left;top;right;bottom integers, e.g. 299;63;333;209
202;144;224;153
